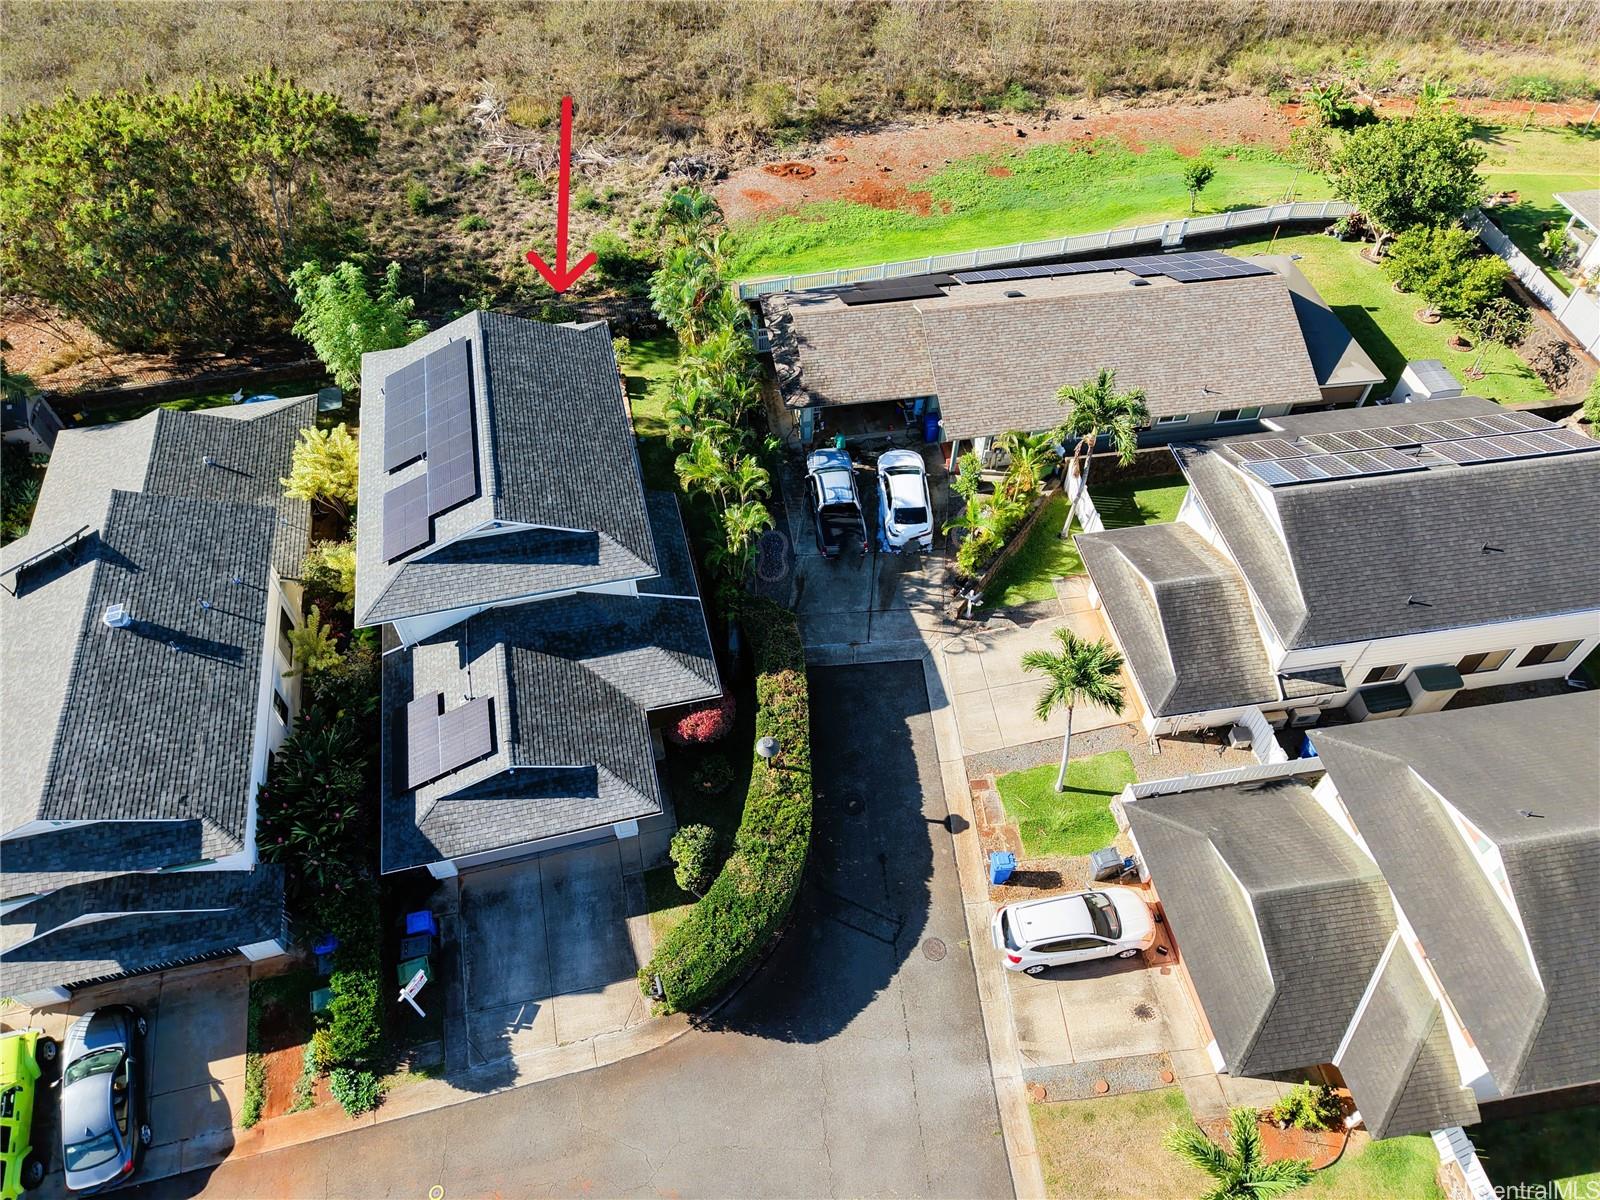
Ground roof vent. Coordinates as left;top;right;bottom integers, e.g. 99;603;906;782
202;454;217;467
1129;278;1151;287
103;603;132;629
198;598;213;611
1003;289;1024;298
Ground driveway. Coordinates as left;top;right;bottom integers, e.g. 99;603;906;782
132;661;1013;1199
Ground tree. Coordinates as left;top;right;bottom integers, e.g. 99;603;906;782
290;261;425;393
0;70;371;352
282;423;360;520
1383;225;1508;319
1021;629;1125;793
302;540;358;612
1460;297;1532;377
1054;368;1150;537
649;242;733;346
1164;1107;1313;1200
1183;161;1216;214
670;824;718;896
994;430;1059;501
286;608;343;676
711;500;774;581
1325;109;1486;255
656;186;724;248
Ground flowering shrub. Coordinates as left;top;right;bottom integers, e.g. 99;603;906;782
666;695;735;746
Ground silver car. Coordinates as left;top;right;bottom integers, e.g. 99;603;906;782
60;1007;149;1193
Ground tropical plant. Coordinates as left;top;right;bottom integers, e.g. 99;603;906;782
1540;226;1576;268
670;824;719;896
289;260;426;393
995;430;1059;502
1183;160;1216;213
1460;297;1532;376
650;242;733;346
656;185;725;248
1054;368;1150;536
1383;224;1508;319
301;539;357;612
281;422;360;520
1585;375;1600;439
945;450;984;533
1164;1106;1314;1200
1303;82;1376;130
329;1067;381;1116
1417;78;1454;109
1325;108;1487;255
286;608;342;676
1270;1082;1342;1132
711;500;775;581
1022;629;1126;793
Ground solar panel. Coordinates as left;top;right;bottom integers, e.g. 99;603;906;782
1503;410;1550;431
422;339;478;516
1229;438;1305;462
1242;460;1301;486
1385;424;1432;445
1304;454;1361;477
1304;433;1360;454
1514;430;1571;454
949;250;1270;289
1472;412;1532;435
1449;417;1501;438
406;692;443;789
1336;429;1388;452
1547;426;1600;451
1366;448;1428;472
383;359;429;471
1274;457;1327;481
838;278;948;304
1477;434;1539;459
437;697;495;775
1359;425;1416;448
382;474;431;562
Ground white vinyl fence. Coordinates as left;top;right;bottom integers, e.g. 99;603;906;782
1432;1127;1496;1200
1471;210;1600;355
737;200;1353;298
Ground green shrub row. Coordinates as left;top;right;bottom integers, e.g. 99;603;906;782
641;597;811;1012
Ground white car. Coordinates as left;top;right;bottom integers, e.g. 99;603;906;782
875;449;933;551
991;887;1156;975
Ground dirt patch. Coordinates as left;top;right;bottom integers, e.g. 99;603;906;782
840;176;937;216
1200;1114;1349;1171
987;165;1013;178
256;998;314;1122
762;161;816;179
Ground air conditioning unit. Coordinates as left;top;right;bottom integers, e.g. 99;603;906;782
1289;708;1321;728
1226;722;1253;749
1265;711;1291;731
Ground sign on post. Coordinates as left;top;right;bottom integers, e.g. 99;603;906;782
399;968;428;1017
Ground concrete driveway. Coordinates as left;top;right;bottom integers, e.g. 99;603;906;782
456;840;651;1068
132;661;1014;1199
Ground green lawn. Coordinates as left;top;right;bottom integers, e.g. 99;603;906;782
996;750;1135;857
1466;1105;1600;1193
1226;232;1552;407
729;139;1328;279
67;375;329;427
1033;1088;1210;1200
620;333;681;492
987;475;1188;607
644;865;697;943
1302;1134;1444;1200
1478;122;1600;295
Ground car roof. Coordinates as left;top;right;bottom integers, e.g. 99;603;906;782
877;448;925;472
884;470;926;508
1013;893;1095;942
807;448;852;473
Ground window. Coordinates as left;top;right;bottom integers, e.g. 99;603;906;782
277;606;295;662
1458;649;1512;675
1085;892;1123;939
1215;407;1262;423
1157;414;1189;425
272;689;289;725
1520;640;1581;668
1033;937;1104;954
1363;664;1405;684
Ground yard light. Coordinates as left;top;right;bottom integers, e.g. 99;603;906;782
756;736;780;767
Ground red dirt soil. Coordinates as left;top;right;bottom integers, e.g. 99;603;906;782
715;94;1594;223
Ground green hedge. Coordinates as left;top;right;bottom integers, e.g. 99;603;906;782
641;597;811;1012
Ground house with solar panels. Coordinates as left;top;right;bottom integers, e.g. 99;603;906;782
759;250;1383;449
1118;691;1599;1140
0;398;313;1007
1076;394;1600;738
355;311;721;879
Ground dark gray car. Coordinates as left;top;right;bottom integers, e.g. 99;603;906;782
60;1007;149;1193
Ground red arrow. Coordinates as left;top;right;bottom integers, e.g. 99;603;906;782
526;95;597;294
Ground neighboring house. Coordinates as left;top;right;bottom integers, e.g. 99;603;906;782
1;392;64;456
758;249;1382;448
0;398;314;1007
355;311;720;880
1077;394;1600;737
1553;189;1600;275
1119;691;1600;1140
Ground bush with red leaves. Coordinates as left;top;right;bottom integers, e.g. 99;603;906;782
667;695;735;746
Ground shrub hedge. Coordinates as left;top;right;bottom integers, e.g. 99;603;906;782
641;597;811;1012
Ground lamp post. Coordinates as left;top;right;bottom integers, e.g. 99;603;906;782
756;736;780;770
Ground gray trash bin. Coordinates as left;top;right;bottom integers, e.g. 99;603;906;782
1089;846;1125;882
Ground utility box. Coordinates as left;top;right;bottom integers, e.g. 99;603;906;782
1388;359;1463;404
1089;846;1125;882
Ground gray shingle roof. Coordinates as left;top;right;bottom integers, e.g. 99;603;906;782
1173;410;1600;649
1556;189;1600;233
763;266;1323;437
638;492;700;597
1311;693;1600;1098
354;312;658;626
2;820;219;899
1256;256;1385;390
1260;394;1504;437
1;864;286;994
1076;522;1279;718
1126;779;1395;1076
381;593;720;871
1336;943;1480;1139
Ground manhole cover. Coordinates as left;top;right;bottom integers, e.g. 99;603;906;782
922;938;947;961
1132;1002;1157;1022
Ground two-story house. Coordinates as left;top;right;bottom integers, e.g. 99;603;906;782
1077;395;1600;737
0;398;313;1007
354;311;721;880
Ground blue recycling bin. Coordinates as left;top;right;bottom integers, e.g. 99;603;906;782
988;851;1016;886
404;909;439;937
922;411;941;443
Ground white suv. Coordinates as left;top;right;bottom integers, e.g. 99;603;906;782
875;449;933;551
991;887;1155;975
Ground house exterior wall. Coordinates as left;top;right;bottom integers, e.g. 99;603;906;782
1317;383;1374;406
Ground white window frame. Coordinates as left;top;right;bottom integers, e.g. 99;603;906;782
1215;406;1262;424
1363;663;1406;684
1458;648;1513;675
1157;414;1189;425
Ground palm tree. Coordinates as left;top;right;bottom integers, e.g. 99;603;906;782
657;186;724;248
1022;629;1126;793
674;435;733;505
712;500;774;581
1054;368;1151;537
725;454;771;506
1164;1107;1313;1200
994;429;1060;502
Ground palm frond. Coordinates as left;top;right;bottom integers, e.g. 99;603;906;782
1164;1123;1233;1179
1229;1107;1265;1173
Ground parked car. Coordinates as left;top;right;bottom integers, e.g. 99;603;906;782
991;887;1156;975
804;448;868;558
59;1008;148;1194
1;1029;55;1199
875;449;934;551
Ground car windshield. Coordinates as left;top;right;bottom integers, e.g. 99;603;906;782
892;505;928;524
63;1130;120;1172
64;1048;121;1087
1085;893;1121;939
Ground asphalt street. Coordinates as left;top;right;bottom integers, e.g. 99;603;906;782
134;660;1011;1200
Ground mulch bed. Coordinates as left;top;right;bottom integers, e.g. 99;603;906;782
1198;1113;1348;1171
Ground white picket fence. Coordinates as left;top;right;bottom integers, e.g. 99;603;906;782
1432;1127;1496;1200
737;200;1353;298
1471;210;1600;354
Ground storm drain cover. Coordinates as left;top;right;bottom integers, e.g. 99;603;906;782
922;938;947;961
1131;1001;1157;1022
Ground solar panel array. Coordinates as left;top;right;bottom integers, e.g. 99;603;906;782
1232;408;1598;488
406;691;496;789
379;338;480;563
950;250;1274;287
837;274;956;306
